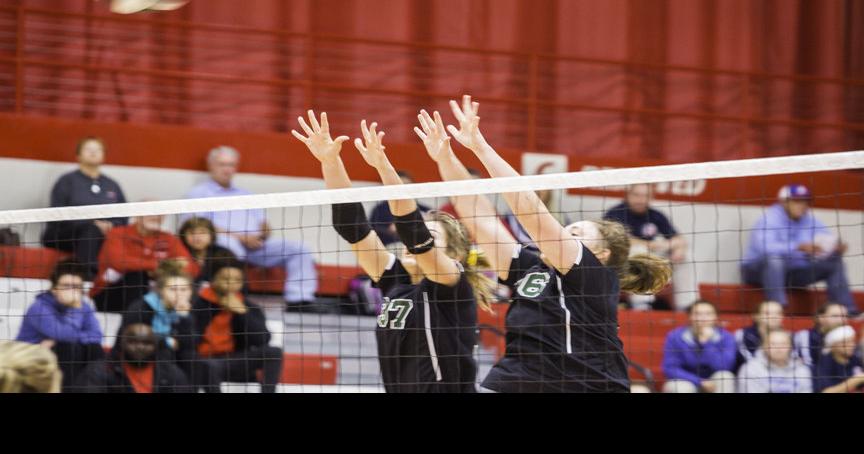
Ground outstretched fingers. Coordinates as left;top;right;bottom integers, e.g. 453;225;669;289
307;109;321;132
290;129;310;144
449;99;466;123
320;112;330;134
353;137;367;154
297;116;314;137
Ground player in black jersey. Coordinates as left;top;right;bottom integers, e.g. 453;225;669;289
413;97;672;392
291;110;496;392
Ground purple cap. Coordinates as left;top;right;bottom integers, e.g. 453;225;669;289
777;184;812;201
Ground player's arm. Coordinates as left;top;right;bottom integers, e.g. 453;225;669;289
291;110;392;281
353;119;461;286
414;109;516;281
446;95;581;275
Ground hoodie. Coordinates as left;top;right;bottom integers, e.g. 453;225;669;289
16;291;103;345
662;326;737;387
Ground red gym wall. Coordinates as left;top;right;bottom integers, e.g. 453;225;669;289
2;0;864;167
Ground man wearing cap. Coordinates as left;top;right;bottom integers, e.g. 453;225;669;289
741;184;857;315
813;325;864;393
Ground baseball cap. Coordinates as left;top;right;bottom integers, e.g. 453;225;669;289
777;184;812;201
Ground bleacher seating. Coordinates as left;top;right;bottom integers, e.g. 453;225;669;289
0;245;361;298
699;283;864;316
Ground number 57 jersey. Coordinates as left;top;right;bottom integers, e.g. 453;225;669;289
372;254;479;393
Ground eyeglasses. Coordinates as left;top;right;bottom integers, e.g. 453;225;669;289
54;284;84;290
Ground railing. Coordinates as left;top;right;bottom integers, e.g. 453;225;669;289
2;5;863;160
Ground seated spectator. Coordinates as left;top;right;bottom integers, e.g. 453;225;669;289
16;261;104;392
737;330;811;393
734;300;784;371
179;217;237;286
603;183;695;310
191;258;283;393
75;323;191;393
42;137;128;278
117;260;195;379
369;169;431;247
794;302;848;373
662;300;736;393
813;325;864;393
741;184;858;315
90;212;199;313
0;340;63;393
184;146;320;313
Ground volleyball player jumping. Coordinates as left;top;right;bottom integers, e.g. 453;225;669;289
413;97;672;392
291;111;495;392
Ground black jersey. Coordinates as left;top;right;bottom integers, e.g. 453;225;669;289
482;244;630;393
373;255;479;392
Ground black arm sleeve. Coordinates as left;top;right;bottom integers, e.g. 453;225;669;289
332;202;373;244
393;209;434;254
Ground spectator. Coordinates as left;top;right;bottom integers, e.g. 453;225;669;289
0;341;62;393
42;137;128;278
90;213;199;313
184;146;319;312
191;258;283;393
737;330;811;393
741;184;858;315
178;217;237;286
604;183;695;310
734;300;784;370
75;323;191;393
16;261;104;391
813;325;864;393
793;302;848;373
117;260;196;379
369;169;431;247
662;300;737;393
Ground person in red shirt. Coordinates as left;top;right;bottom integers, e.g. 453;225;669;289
91;213;199;313
191;258;282;393
74;323;191;393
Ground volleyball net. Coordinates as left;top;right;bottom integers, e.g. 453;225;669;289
0;150;862;393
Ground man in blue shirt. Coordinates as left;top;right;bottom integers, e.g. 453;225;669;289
741;184;857;315
42;137;128;277
184;146;320;312
604;183;694;310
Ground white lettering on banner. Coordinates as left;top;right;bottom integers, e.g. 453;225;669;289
580;165;707;197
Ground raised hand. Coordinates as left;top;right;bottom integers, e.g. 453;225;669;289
415;109;453;163
291;110;349;163
354;120;390;170
446;94;487;152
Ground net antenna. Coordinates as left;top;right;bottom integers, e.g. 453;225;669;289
107;0;190;14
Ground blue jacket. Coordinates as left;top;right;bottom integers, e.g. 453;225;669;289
743;203;829;268
662;326;737;386
16;292;103;345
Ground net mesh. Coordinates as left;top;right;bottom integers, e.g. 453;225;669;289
0;151;862;393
